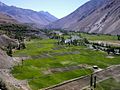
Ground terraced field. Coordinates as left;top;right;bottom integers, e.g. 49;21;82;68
81;33;118;41
12;36;120;90
95;77;120;90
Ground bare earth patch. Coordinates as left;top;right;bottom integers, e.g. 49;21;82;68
42;64;91;75
106;55;114;59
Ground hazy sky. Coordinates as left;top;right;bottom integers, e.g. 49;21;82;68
0;0;90;18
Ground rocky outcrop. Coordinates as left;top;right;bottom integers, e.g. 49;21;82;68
0;34;18;68
0;34;18;49
0;49;13;69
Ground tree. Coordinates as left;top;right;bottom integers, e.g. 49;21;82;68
61;37;65;45
21;42;26;49
6;44;12;57
17;42;26;50
0;79;8;90
117;35;120;40
73;39;78;46
84;38;89;44
17;43;21;50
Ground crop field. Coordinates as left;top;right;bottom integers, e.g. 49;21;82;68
64;32;118;41
80;33;118;41
12;34;120;90
95;78;120;90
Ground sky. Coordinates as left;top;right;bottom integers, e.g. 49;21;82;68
0;0;90;19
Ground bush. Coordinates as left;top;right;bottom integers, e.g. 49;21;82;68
0;80;7;90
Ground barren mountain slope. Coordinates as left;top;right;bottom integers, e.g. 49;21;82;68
48;0;109;29
0;1;58;26
70;0;120;35
48;0;120;35
0;13;18;24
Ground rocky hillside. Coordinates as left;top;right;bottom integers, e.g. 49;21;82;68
0;49;14;69
0;1;58;26
0;12;48;39
0;34;18;49
48;0;120;35
0;13;18;24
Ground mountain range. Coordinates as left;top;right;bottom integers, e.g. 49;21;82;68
0;0;120;35
0;1;58;26
48;0;120;35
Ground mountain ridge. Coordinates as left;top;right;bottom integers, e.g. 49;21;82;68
0;1;58;26
48;0;120;35
47;0;108;29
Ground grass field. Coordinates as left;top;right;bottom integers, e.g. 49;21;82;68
12;34;120;90
64;33;118;41
80;33;118;41
95;78;120;90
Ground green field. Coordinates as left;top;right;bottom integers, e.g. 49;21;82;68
81;33;117;41
64;33;118;41
95;78;120;90
12;35;120;90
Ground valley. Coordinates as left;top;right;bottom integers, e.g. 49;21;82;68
0;0;120;90
11;32;120;90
